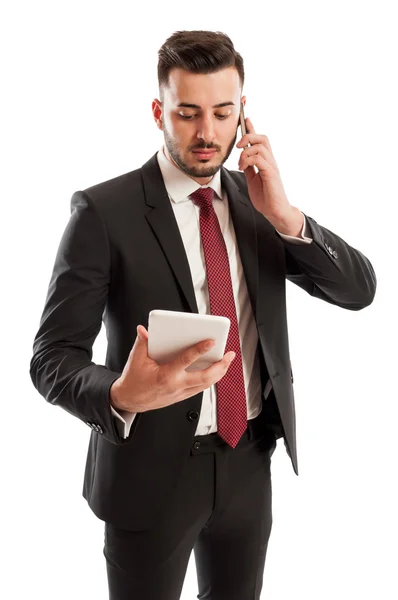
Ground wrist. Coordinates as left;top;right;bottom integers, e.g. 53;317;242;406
269;206;304;236
110;379;142;414
110;379;125;411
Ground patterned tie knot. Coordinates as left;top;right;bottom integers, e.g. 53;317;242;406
189;187;215;210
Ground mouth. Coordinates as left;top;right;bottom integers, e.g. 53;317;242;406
192;150;217;159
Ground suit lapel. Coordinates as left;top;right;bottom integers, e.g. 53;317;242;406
140;152;260;321
220;168;259;322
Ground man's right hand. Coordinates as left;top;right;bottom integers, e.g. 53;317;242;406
110;325;236;413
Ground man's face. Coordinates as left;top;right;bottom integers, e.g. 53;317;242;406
153;67;245;185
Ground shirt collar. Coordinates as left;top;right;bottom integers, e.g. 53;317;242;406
156;144;223;203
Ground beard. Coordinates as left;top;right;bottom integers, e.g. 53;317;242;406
162;123;238;179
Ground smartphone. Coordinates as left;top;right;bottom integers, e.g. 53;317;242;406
239;102;249;148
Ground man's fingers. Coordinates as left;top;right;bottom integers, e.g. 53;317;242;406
172;338;217;371
184;351;236;388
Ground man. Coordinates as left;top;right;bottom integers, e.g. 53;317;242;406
30;30;376;600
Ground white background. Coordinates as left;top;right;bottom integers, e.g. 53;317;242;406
2;1;396;598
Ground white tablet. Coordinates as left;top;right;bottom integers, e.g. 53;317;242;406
147;309;231;372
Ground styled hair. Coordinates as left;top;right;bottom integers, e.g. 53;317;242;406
157;30;244;101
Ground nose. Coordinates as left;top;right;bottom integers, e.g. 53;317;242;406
196;116;216;145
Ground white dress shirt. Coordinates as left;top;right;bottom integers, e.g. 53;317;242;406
110;145;313;438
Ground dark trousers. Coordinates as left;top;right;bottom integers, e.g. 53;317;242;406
103;410;278;600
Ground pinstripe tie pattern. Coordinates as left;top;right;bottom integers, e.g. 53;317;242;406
189;187;247;448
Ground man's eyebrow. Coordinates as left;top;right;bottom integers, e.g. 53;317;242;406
176;102;235;109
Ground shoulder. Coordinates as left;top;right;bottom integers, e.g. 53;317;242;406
70;167;144;218
83;168;142;202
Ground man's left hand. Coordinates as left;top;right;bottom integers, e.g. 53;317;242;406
237;116;294;224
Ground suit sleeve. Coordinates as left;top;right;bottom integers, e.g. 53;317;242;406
280;212;377;310
29;190;127;445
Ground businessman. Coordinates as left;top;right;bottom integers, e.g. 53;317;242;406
30;30;377;600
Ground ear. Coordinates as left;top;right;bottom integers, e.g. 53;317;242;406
152;99;163;130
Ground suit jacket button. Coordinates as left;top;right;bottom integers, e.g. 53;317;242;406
193;441;201;450
86;422;93;428
188;411;199;421
97;425;103;434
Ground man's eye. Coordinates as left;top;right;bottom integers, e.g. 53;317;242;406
180;114;229;120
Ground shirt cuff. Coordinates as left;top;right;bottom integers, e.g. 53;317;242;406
110;405;137;438
276;212;313;244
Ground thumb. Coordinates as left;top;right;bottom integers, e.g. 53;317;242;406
136;325;149;342
128;325;148;365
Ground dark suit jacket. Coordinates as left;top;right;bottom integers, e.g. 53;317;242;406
29;151;376;530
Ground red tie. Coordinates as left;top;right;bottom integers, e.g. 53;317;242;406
189;186;247;448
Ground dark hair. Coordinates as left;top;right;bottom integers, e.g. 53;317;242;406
157;30;244;101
